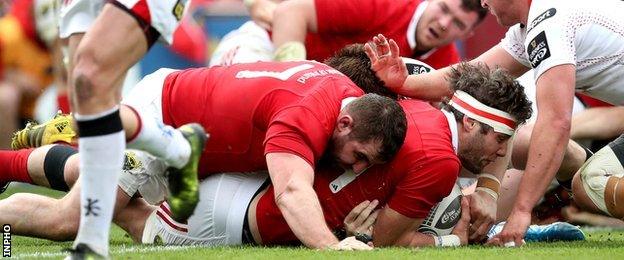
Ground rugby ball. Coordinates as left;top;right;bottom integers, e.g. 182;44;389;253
402;57;435;75
418;184;463;236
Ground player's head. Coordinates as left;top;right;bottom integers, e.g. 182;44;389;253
480;0;527;26
440;62;532;173
325;93;407;174
325;44;398;99
416;0;487;51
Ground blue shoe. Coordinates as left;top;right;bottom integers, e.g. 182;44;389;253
524;222;585;242
488;221;585;242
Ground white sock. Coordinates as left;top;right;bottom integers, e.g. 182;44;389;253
126;108;190;169
73;109;125;256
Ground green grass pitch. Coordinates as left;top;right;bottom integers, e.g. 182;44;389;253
3;184;624;259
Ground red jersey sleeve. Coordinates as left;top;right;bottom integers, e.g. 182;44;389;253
264;106;333;168
388;156;460;218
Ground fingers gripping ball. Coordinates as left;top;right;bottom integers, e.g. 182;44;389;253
418;184;463;236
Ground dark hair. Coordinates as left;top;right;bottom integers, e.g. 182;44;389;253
461;0;488;24
441;62;532;129
324;44;398;99
345;93;407;162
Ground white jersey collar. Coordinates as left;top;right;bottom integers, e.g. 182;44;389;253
442;110;459;154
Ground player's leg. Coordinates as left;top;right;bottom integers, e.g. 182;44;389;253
572;134;624;218
0;178;136;241
136;172;268;246
0;189;79;241
1;144;75;192
0;149;164;242
0;148;36;192
60;0;143;256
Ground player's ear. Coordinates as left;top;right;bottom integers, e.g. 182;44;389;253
462;116;477;131
337;114;354;133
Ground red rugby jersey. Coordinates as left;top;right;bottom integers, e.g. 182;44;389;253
255;99;461;245
303;0;460;69
161;61;364;177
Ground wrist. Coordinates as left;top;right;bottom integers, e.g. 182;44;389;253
432;235;461;247
274;41;306;61
511;204;532;215
476;173;500;200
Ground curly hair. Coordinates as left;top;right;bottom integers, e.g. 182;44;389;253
324;44;398;99
441;62;533;127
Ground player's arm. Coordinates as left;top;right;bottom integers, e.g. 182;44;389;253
245;0;281;30
366;35;529;101
467;143;511;242
271;0;317;61
490;64;576;246
266;152;340;249
374;199;470;247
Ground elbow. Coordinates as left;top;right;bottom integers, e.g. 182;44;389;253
538;113;571;137
551;117;572;137
274;181;302;209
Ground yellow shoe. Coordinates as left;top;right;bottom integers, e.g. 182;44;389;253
11;112;76;150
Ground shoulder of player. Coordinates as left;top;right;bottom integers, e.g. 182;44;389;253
526;0;567;34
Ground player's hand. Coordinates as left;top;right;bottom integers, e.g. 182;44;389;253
328;236;374;250
364;34;408;92
451;197;472;245
486;209;530;247
468;190;497;243
248;0;277;30
344;200;379;237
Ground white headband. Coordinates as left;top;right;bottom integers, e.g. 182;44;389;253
448;90;517;135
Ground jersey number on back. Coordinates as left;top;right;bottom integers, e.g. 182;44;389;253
235;64;314;81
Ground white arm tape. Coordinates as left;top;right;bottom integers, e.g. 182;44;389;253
433;235;461;247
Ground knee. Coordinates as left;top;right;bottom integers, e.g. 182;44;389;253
71;56;99;104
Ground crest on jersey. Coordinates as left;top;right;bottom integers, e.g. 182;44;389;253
172;0;186;21
527;8;556;32
405;63;432;75
527;31;551;68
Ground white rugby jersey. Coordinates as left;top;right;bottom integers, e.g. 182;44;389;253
500;0;624;105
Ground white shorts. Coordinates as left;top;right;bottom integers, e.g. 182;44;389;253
580;135;624;215
208;21;274;67
121;68;177;128
60;0;189;44
141;172;268;246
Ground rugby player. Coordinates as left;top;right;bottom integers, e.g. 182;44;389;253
59;0;198;257
2;55;531;248
11;51;408;251
364;0;624;246
210;0;486;69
